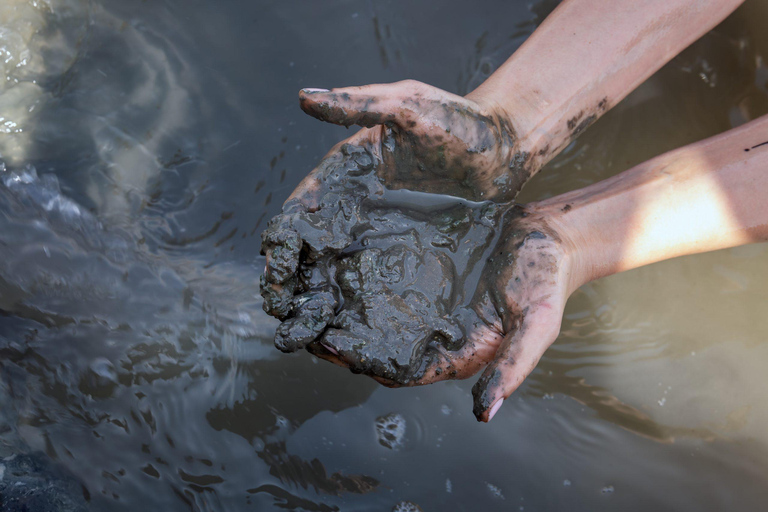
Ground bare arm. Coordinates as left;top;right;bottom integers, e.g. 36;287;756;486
298;0;744;200
541;114;768;293
467;0;744;176
469;114;768;422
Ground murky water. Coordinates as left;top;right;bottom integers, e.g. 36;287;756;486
0;0;767;510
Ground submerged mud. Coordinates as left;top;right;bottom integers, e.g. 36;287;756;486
261;143;512;383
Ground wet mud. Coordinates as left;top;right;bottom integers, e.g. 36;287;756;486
299;87;532;202
261;143;513;383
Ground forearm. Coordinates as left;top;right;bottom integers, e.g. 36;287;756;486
468;0;743;172
536;114;768;292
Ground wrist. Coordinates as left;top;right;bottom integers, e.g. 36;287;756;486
466;85;552;192
526;200;597;295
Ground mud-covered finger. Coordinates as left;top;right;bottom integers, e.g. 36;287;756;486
273;290;337;353
471;307;563;423
261;220;302;284
412;333;500;385
298;82;428;128
317;327;386;374
260;274;297;320
306;341;351;369
405;308;505;385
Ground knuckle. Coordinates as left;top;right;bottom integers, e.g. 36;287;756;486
397;79;427;93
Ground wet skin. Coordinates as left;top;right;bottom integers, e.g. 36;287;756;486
263;140;508;382
261;82;570;419
297;81;533;202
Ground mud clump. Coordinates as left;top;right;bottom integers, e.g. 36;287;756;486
260;143;511;384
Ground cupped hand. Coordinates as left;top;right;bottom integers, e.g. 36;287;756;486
310;204;577;422
299;80;528;202
260;80;565;422
261;80;528;352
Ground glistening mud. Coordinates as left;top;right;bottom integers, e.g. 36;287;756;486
261;143;510;383
2;0;768;511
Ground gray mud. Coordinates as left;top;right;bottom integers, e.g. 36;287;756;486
299;92;529;202
261;143;514;383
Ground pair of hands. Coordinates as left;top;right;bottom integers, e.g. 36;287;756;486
261;80;575;421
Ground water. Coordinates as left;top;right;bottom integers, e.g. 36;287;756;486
0;0;767;510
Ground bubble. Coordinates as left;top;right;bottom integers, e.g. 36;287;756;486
392;501;423;512
486;482;505;499
375;413;406;450
601;485;614;495
563;479;571;487
445;478;452;493
440;405;452;415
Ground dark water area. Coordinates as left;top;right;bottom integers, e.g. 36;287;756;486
1;0;768;510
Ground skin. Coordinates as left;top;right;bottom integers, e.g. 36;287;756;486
297;82;527;202
316;113;768;421
261;0;751;421
468;113;768;421
261;140;513;380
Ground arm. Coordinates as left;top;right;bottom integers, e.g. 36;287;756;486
261;0;756;419
299;0;744;201
468;0;745;173
542;114;768;292
470;114;768;422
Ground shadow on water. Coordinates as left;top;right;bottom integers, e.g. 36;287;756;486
0;0;768;510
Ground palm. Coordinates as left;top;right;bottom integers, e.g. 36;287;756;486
262;80;522;342
276;197;573;422
298;80;524;201
261;82;568;422
420;209;572;421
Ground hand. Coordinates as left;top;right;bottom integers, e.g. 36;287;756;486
261;80;530;354
312;204;577;423
298;80;528;202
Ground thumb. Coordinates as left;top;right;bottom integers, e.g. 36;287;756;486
471;303;564;422
298;80;435;128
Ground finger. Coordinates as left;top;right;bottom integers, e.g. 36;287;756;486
260;274;296;320
318;327;390;378
306;341;351;369
471;305;564;422
261;219;302;285
298;81;442;128
273;290;336;353
407;331;498;385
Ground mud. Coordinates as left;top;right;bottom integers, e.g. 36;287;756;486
261;143;514;383
299;89;533;202
566;98;609;141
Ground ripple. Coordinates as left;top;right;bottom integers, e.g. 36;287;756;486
375;413;406;450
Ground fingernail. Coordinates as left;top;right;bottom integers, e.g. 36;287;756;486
321;342;339;355
301;88;329;94
487;398;503;421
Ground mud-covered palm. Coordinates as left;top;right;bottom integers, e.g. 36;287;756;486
298;80;525;202
261;81;556;421
262;81;524;343
439;210;573;422
310;205;574;422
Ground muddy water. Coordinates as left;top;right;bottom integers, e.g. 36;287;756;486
0;0;767;510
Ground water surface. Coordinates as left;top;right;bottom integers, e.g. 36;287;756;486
0;0;767;510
